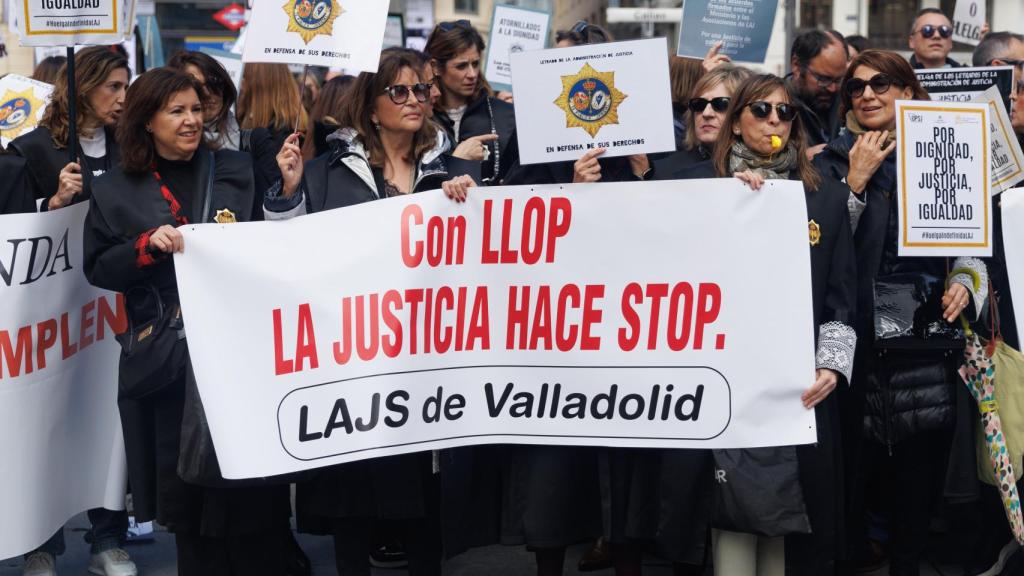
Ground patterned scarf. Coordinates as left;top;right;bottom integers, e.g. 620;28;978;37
727;140;799;180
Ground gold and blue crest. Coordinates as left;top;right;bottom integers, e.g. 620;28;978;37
554;63;627;138
0;88;43;142
283;0;342;44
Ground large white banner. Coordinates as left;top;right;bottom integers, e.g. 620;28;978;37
510;38;676;165
174;180;818;480
241;0;389;72
1003;189;1024;344
0;203;127;559
896;100;992;257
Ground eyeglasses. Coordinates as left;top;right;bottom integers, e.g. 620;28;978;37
805;67;844;89
845;73;902;99
438;19;471;32
746;101;796;122
383;83;433;105
688;97;731;113
917;24;952;39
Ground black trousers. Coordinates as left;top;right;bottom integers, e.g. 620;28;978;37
175;530;287;576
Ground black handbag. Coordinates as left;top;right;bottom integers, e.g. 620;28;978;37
711;447;812;537
873;272;966;350
115;285;187;399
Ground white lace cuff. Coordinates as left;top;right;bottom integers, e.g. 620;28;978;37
816;321;857;384
847;190;866;233
949;256;989;320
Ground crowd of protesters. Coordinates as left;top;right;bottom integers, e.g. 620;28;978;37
2;6;1024;576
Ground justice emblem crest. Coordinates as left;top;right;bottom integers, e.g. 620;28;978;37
555;63;627;138
808;220;821;246
283;0;342;44
0;88;43;141
215;209;238;224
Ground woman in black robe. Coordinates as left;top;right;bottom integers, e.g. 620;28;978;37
268;48;479;576
83;68;291;575
676;73;856;575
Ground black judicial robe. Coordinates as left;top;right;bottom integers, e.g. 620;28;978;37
676;161;856;574
434;93;516;184
83;148;290;540
10;125;119;207
0;155;35;214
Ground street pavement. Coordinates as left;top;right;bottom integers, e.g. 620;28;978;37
0;513;959;575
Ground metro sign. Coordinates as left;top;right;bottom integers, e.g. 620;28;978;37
213;3;247;31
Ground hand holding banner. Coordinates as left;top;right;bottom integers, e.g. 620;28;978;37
896;100;992;257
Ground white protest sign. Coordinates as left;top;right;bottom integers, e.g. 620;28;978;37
916;66;1015;117
0;203;127;558
173;180;818;480
897;100;991;257
242;0;388;73
972;86;1024;193
510;38;675;165
952;0;985;46
485;4;550;92
0;74;52;147
13;0;129;46
1003;189;1024;343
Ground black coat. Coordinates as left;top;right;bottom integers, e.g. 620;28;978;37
434;93;516;184
793;94;842;149
82;149;290;539
676;161;856;572
10;125;119;207
651;144;711;182
0;155;35;214
815;132;961;446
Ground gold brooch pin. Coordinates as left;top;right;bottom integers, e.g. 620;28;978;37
214;208;237;224
808;220;821;246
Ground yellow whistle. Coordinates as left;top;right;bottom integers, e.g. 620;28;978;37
770;135;782;151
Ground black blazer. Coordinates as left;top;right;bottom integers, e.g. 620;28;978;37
0;155;36;214
84;148;254;295
10;125;120;208
434;94;516;184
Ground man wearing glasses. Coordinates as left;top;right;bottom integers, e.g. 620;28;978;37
908;8;964;69
972;31;1024;141
787;30;848;157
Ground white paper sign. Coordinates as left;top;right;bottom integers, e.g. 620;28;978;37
1002;188;1024;342
0;203;127;559
952;0;985;46
510;38;675;165
173;180;818;480
897;100;992;257
485;4;549;92
971;86;1024;193
14;0;129;46
0;74;52;147
242;0;388;73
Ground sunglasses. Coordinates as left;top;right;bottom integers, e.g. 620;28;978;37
989;58;1024;69
383;83;433;105
746;101;796;122
845;73;902;99
438;19;471;32
917;24;952;39
688;97;731;113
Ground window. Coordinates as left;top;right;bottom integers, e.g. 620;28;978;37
868;0;918;50
454;0;479;14
800;0;832;30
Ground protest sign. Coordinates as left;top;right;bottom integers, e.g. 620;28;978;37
1003;189;1024;343
200;47;244;93
916;66;1015;121
510;38;675;165
0;203;127;558
952;0;985;46
383;12;404;49
972;86;1024;193
896;100;991;257
173;179;818;480
13;0;129;46
485;3;550;92
0;74;52;147
242;0;388;73
676;0;778;63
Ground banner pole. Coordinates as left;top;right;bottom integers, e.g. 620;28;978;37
296;64;308;133
66;46;77;164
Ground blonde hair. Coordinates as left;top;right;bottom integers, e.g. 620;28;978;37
237;63;308;132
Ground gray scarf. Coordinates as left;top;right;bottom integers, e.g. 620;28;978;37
727;141;799;180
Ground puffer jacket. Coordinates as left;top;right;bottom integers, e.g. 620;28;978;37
815;130;987;446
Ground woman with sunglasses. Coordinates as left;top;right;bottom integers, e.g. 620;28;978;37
815;50;988;576
675;73;856;575
653;65;752;178
267;48;478;576
425;20;516;185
